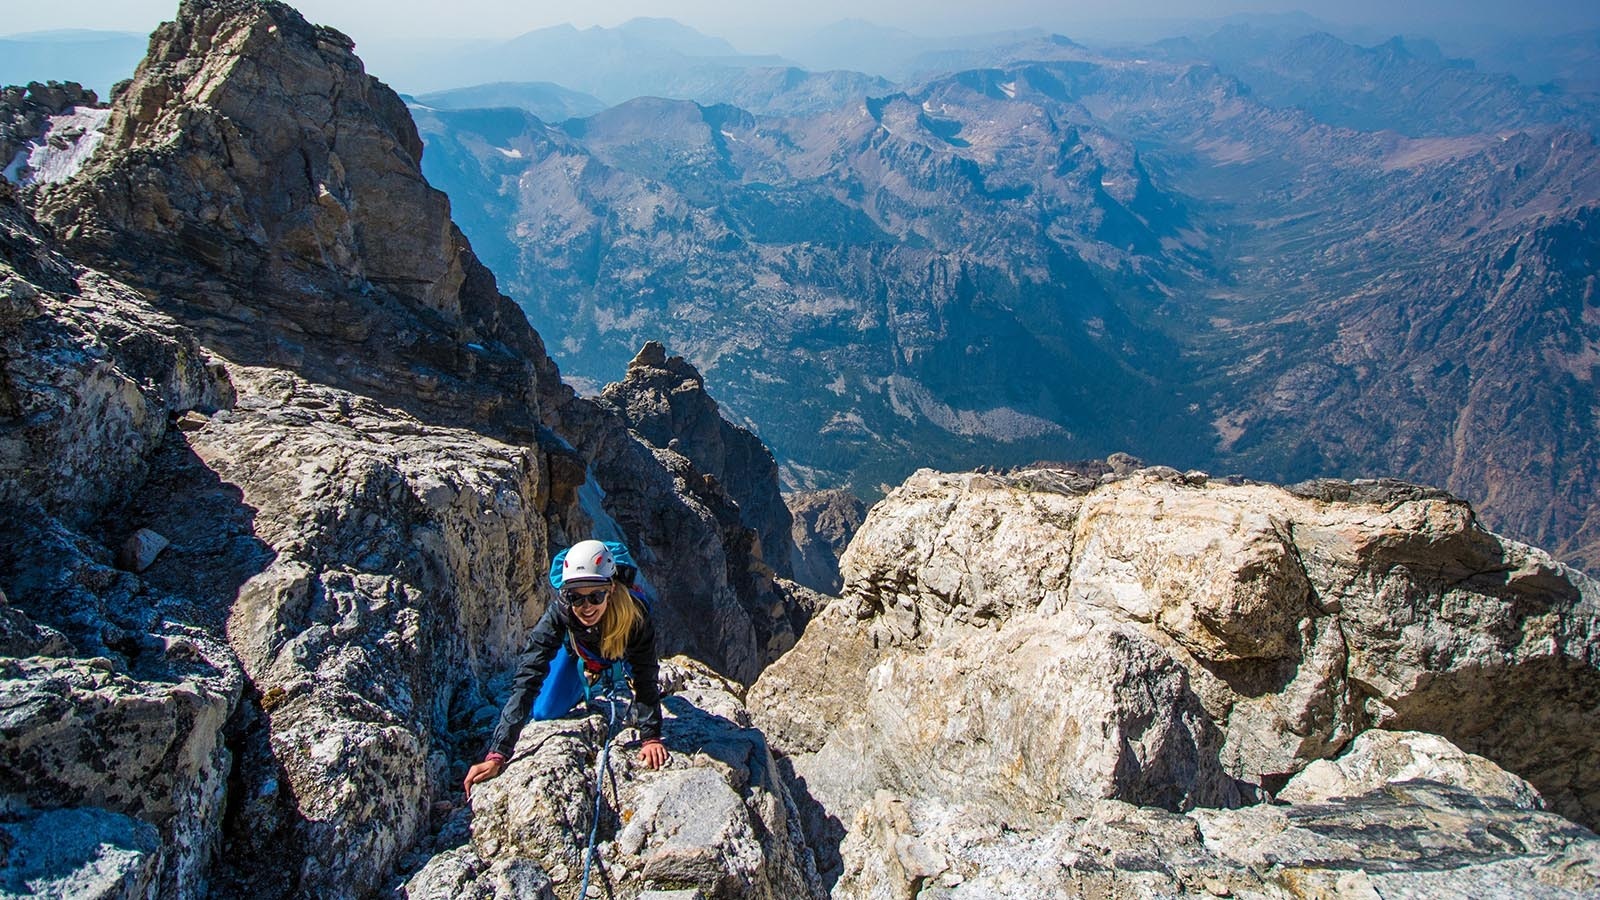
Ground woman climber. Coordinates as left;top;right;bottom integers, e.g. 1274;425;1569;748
463;539;668;797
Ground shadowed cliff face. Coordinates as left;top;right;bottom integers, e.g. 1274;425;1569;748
601;340;795;581
786;488;868;595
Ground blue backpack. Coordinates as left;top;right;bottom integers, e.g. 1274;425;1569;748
530;541;650;718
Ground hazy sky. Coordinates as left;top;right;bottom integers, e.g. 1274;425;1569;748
7;0;1599;46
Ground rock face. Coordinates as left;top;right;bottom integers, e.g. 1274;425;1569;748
172;366;553;895
0;200;242;892
601;340;795;581
0;182;546;895
785;488;867;594
828;775;1600;899
749;464;1600;889
0;2;814;896
0;651;239;896
0;202;233;526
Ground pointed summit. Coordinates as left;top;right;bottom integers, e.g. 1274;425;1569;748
48;0;457;312
40;0;555;431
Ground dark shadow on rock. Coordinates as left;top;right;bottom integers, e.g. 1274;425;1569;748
659;695;769;773
1103;630;1257;813
111;431;284;891
213;681;307;899
1385;658;1600;832
771;752;847;891
0;426;279;895
1195;654;1302;701
1280;779;1598;869
0;426;271;672
508;723;595;769
98;428;274;636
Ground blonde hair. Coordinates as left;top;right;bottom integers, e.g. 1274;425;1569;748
596;581;641;660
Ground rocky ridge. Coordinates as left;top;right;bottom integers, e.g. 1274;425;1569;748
1;0;813;896
600;340;795;584
1150;28;1600;136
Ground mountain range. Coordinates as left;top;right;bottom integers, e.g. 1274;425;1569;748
410;23;1600;570
1147;26;1600;135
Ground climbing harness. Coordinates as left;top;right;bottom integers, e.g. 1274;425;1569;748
577;661;635;899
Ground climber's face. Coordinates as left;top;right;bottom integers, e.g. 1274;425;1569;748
566;585;609;626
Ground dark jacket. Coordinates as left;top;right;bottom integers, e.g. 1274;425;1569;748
487;594;663;758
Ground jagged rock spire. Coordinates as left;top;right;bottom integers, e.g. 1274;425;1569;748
603;340;797;581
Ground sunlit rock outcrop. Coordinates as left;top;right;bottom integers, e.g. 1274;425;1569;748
750;465;1600;890
36;0;554;438
831;770;1600;898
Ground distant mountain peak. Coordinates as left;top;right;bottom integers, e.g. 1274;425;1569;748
611;16;741;56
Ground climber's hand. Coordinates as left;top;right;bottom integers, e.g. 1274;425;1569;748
638;739;668;770
463;757;504;798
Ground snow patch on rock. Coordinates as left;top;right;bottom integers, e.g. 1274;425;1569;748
16;107;111;186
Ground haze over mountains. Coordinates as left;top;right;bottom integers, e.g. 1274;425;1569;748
0;30;147;99
396;16;1600;571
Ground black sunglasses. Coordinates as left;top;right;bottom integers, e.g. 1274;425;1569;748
562;586;609;608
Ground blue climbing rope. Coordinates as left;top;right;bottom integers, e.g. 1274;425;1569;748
576;668;633;899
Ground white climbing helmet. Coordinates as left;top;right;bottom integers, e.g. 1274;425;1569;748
562;539;616;587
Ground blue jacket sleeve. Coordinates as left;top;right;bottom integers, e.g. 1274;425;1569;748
487;604;565;758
